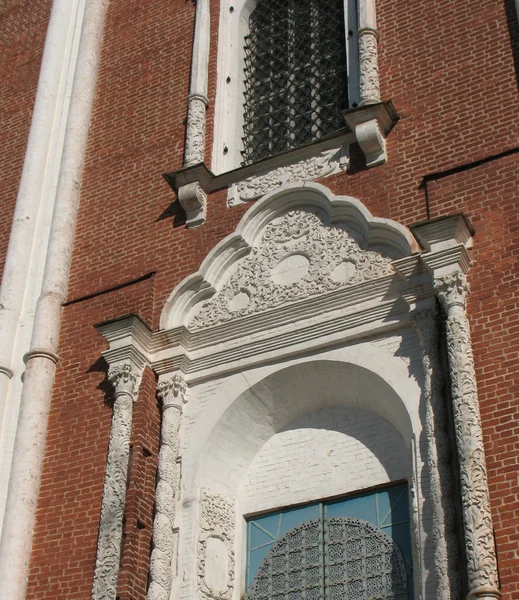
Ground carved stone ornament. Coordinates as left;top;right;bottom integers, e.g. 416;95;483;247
148;375;188;600
92;363;142;600
412;309;460;599
190;210;394;329
358;27;381;105
197;490;235;600
433;273;501;599
184;94;208;167
107;363;140;400
227;147;349;206
434;271;470;311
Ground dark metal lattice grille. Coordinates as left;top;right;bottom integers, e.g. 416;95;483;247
248;518;408;600
241;0;348;166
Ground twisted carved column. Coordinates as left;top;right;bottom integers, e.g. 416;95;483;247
434;272;500;600
148;375;187;600
413;309;460;600
358;26;381;105
92;364;141;600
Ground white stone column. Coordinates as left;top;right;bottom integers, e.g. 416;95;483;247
413;308;460;600
148;375;187;600
434;272;500;600
91;363;142;600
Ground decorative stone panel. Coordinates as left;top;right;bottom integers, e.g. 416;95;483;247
197;490;235;600
190;209;394;330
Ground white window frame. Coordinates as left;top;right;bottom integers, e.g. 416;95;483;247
212;0;360;175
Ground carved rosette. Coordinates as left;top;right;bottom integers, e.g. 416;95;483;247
148;375;187;600
413;309;460;599
434;273;500;599
184;94;208;166
228;147;349;206
358;27;381;105
190;210;394;329
197;490;235;600
92;364;141;600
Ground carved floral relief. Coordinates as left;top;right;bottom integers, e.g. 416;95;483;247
197;491;236;600
190;210;394;329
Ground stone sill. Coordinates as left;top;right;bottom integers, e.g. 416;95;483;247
163;100;398;225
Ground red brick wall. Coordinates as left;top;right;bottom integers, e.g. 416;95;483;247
0;0;52;277
25;0;519;597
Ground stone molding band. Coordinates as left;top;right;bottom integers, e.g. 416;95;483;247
23;348;59;364
148;375;187;600
91;363;142;600
434;272;501;600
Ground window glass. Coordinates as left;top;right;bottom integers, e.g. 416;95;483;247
246;484;413;598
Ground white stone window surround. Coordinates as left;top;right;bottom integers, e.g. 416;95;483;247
96;184;500;600
212;0;360;176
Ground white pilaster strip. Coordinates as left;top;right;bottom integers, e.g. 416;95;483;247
0;0;84;534
0;2;110;599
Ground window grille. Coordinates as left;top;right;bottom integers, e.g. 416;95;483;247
248;518;408;600
246;485;413;600
241;0;348;166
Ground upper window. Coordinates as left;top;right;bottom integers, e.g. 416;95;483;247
241;0;348;165
212;0;359;174
245;484;413;600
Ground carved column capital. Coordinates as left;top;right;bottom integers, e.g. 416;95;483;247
108;363;141;401
411;307;439;345
157;374;187;411
434;271;470;312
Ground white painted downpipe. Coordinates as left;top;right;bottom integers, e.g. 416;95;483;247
0;1;110;598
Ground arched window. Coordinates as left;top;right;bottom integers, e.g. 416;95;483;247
246;485;413;599
241;0;348;165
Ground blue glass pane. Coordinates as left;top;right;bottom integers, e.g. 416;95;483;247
248;544;274;587
250;522;277;549
278;504;319;535
325;494;377;525
251;513;282;539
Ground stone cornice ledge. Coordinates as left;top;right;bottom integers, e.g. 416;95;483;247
94;267;433;382
412;214;474;278
95;315;152;373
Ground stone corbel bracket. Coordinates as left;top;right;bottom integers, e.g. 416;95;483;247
178;180;207;228
343;101;399;168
